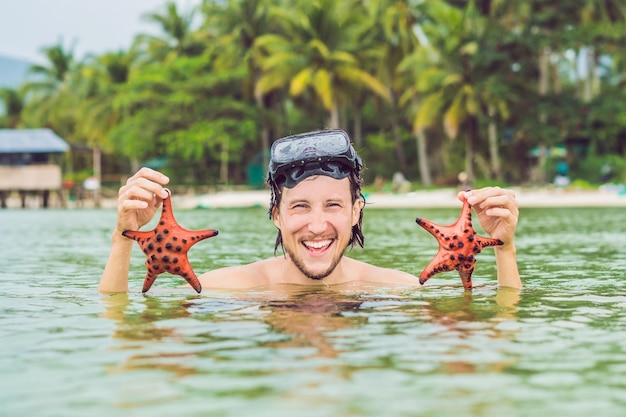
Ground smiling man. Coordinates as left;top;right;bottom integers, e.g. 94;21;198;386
99;130;521;293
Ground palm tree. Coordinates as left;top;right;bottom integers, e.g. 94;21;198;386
20;40;79;137
200;0;276;177
466;0;526;181
72;49;141;199
400;1;479;180
401;0;519;183
254;0;390;130
76;50;137;146
577;0;626;102
108;54;259;184
135;1;202;63
23;39;76;96
0;88;25;128
364;0;424;179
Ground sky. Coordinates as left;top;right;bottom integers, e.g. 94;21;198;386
0;0;197;64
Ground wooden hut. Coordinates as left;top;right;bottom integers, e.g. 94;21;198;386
0;128;69;208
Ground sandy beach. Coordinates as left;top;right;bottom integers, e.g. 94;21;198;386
3;185;625;209
182;185;626;209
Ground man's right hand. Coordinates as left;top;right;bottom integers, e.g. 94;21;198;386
116;167;170;235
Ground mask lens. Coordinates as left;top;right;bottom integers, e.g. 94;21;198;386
268;130;360;187
271;131;350;163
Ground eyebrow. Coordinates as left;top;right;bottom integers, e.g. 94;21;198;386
285;196;347;205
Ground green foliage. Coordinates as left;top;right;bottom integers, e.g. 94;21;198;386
107;56;258;182
10;0;626;187
576;153;626;184
472;179;512;189
0;88;25;127
569;178;595;190
360;131;398;183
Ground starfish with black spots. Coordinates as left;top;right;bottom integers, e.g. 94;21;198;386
415;199;503;290
123;189;218;293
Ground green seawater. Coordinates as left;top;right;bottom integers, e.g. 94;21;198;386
1;206;625;417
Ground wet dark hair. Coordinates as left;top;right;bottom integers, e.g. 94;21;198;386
268;168;366;255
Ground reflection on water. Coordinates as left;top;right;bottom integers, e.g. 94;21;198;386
94;285;524;416
1;206;626;416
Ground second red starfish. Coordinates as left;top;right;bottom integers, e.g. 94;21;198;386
416;199;503;290
123;189;218;293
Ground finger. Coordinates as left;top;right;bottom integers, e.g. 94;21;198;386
478;193;518;210
122;178;170;202
481;206;516;219
463;186;501;202
120;197;149;210
126;182;167;201
126;167;170;186
489;194;519;216
467;188;518;211
123;169;169;198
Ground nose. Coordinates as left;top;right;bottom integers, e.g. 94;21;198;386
307;209;330;235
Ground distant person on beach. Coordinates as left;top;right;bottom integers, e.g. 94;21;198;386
99;129;521;293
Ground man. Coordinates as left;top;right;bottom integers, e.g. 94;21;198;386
99;130;520;293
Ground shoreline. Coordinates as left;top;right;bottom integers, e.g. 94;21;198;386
183;185;626;209
2;185;625;210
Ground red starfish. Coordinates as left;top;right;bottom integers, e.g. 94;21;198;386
415;199;503;290
122;189;218;293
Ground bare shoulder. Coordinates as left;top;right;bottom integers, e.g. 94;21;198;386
199;258;279;289
342;257;421;286
197;256;422;289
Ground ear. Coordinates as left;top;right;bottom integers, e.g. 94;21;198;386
351;198;364;227
271;206;280;228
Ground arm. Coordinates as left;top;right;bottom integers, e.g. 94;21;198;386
462;187;521;289
98;168;170;293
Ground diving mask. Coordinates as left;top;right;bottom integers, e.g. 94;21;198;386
268;129;362;188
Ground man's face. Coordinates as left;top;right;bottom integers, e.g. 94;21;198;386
272;175;363;281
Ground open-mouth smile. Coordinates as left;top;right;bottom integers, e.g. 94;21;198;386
302;239;334;254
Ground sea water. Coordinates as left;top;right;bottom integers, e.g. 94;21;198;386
1;205;626;417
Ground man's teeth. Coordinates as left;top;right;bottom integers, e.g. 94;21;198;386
304;240;332;249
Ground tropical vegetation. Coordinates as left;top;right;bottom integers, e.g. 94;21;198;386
1;0;626;190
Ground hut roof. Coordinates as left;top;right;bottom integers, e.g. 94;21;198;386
0;128;70;154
